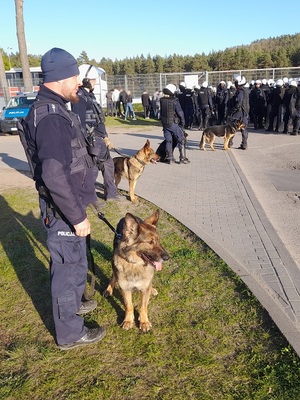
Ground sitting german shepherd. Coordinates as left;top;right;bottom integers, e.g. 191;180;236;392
113;139;160;202
103;209;170;332
199;119;245;151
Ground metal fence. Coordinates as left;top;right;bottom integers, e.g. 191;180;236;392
107;67;300;100
1;67;300;104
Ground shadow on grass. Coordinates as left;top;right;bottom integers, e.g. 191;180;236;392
0;194;125;339
0;194;55;339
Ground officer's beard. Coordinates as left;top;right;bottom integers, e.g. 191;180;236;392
71;92;79;103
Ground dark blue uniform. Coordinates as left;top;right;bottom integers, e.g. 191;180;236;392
72;87;118;200
26;85;98;346
227;86;250;149
160;96;185;162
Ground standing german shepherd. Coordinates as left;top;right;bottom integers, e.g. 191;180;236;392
199;119;245;151
103;209;169;332
113;139;160;202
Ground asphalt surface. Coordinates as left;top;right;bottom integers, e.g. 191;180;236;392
1;124;300;356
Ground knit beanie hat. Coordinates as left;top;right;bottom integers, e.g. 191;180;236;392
41;48;79;83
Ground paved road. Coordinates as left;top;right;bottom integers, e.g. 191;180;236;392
1;125;300;356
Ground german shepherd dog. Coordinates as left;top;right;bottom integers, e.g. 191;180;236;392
199;119;245;151
113;139;160;202
103;209;169;332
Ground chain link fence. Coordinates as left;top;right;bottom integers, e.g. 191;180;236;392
1;67;300;105
107;67;300;100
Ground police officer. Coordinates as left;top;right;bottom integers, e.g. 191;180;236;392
72;64;123;202
182;85;195;130
249;80;266;129
197;81;214;130
282;80;297;133
215;81;228;125
227;75;250;150
160;84;189;164
266;79;285;132
25;48;106;350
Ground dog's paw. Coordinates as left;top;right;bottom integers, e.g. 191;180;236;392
121;320;134;330
151;287;158;296
139;321;152;333
103;287;112;297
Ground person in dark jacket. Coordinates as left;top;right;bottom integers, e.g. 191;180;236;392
160;83;189;164
197;81;214;130
118;88;127;116
141;90;151;119
266;79;285;132
124;90;136;120
282;80;298;133
215;81;228;125
292;82;300;135
182;85;195;129
71;65;123;202
249;80;266;129
25;48;106;350
227;75;250;150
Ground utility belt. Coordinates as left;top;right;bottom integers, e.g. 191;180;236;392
86;126;110;168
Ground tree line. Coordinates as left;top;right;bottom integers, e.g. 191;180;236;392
2;33;300;74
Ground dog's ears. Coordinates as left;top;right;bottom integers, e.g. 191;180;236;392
144;209;159;227
123;213;139;239
143;139;150;150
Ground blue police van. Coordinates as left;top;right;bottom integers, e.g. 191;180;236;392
0;92;37;134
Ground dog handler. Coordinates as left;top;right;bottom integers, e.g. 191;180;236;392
71;64;124;202
160;84;189;164
25;48;106;350
227;75;250;150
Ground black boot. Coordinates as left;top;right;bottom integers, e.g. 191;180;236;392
179;156;190;164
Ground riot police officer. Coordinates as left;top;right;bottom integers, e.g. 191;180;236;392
160;84;189;164
227;75;250;150
72;64;123;201
197;81;214;130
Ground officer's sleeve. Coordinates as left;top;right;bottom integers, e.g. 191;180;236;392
175;101;185;127
36;115;86;225
94;122;108;138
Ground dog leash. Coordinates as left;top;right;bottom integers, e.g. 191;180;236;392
111;147;131;158
84;203;122;299
90;202;122;239
84;233;96;300
97;212;122;239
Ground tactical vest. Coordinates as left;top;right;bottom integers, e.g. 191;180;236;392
240;88;250;113
21;100;94;183
160;97;176;128
198;88;209;106
78;88;105;127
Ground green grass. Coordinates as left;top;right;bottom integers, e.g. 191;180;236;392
1;188;300;400
104;105;161;129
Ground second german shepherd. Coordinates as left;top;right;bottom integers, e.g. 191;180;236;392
103;209;170;332
199;119;245;151
113;139;160;202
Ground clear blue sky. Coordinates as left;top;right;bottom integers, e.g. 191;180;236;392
1;0;300;61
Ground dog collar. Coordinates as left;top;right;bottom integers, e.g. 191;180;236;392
134;156;146;166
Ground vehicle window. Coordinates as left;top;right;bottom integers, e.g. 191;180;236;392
6;95;36;108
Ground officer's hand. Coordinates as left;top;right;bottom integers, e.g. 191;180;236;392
104;137;114;149
74;218;90;237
